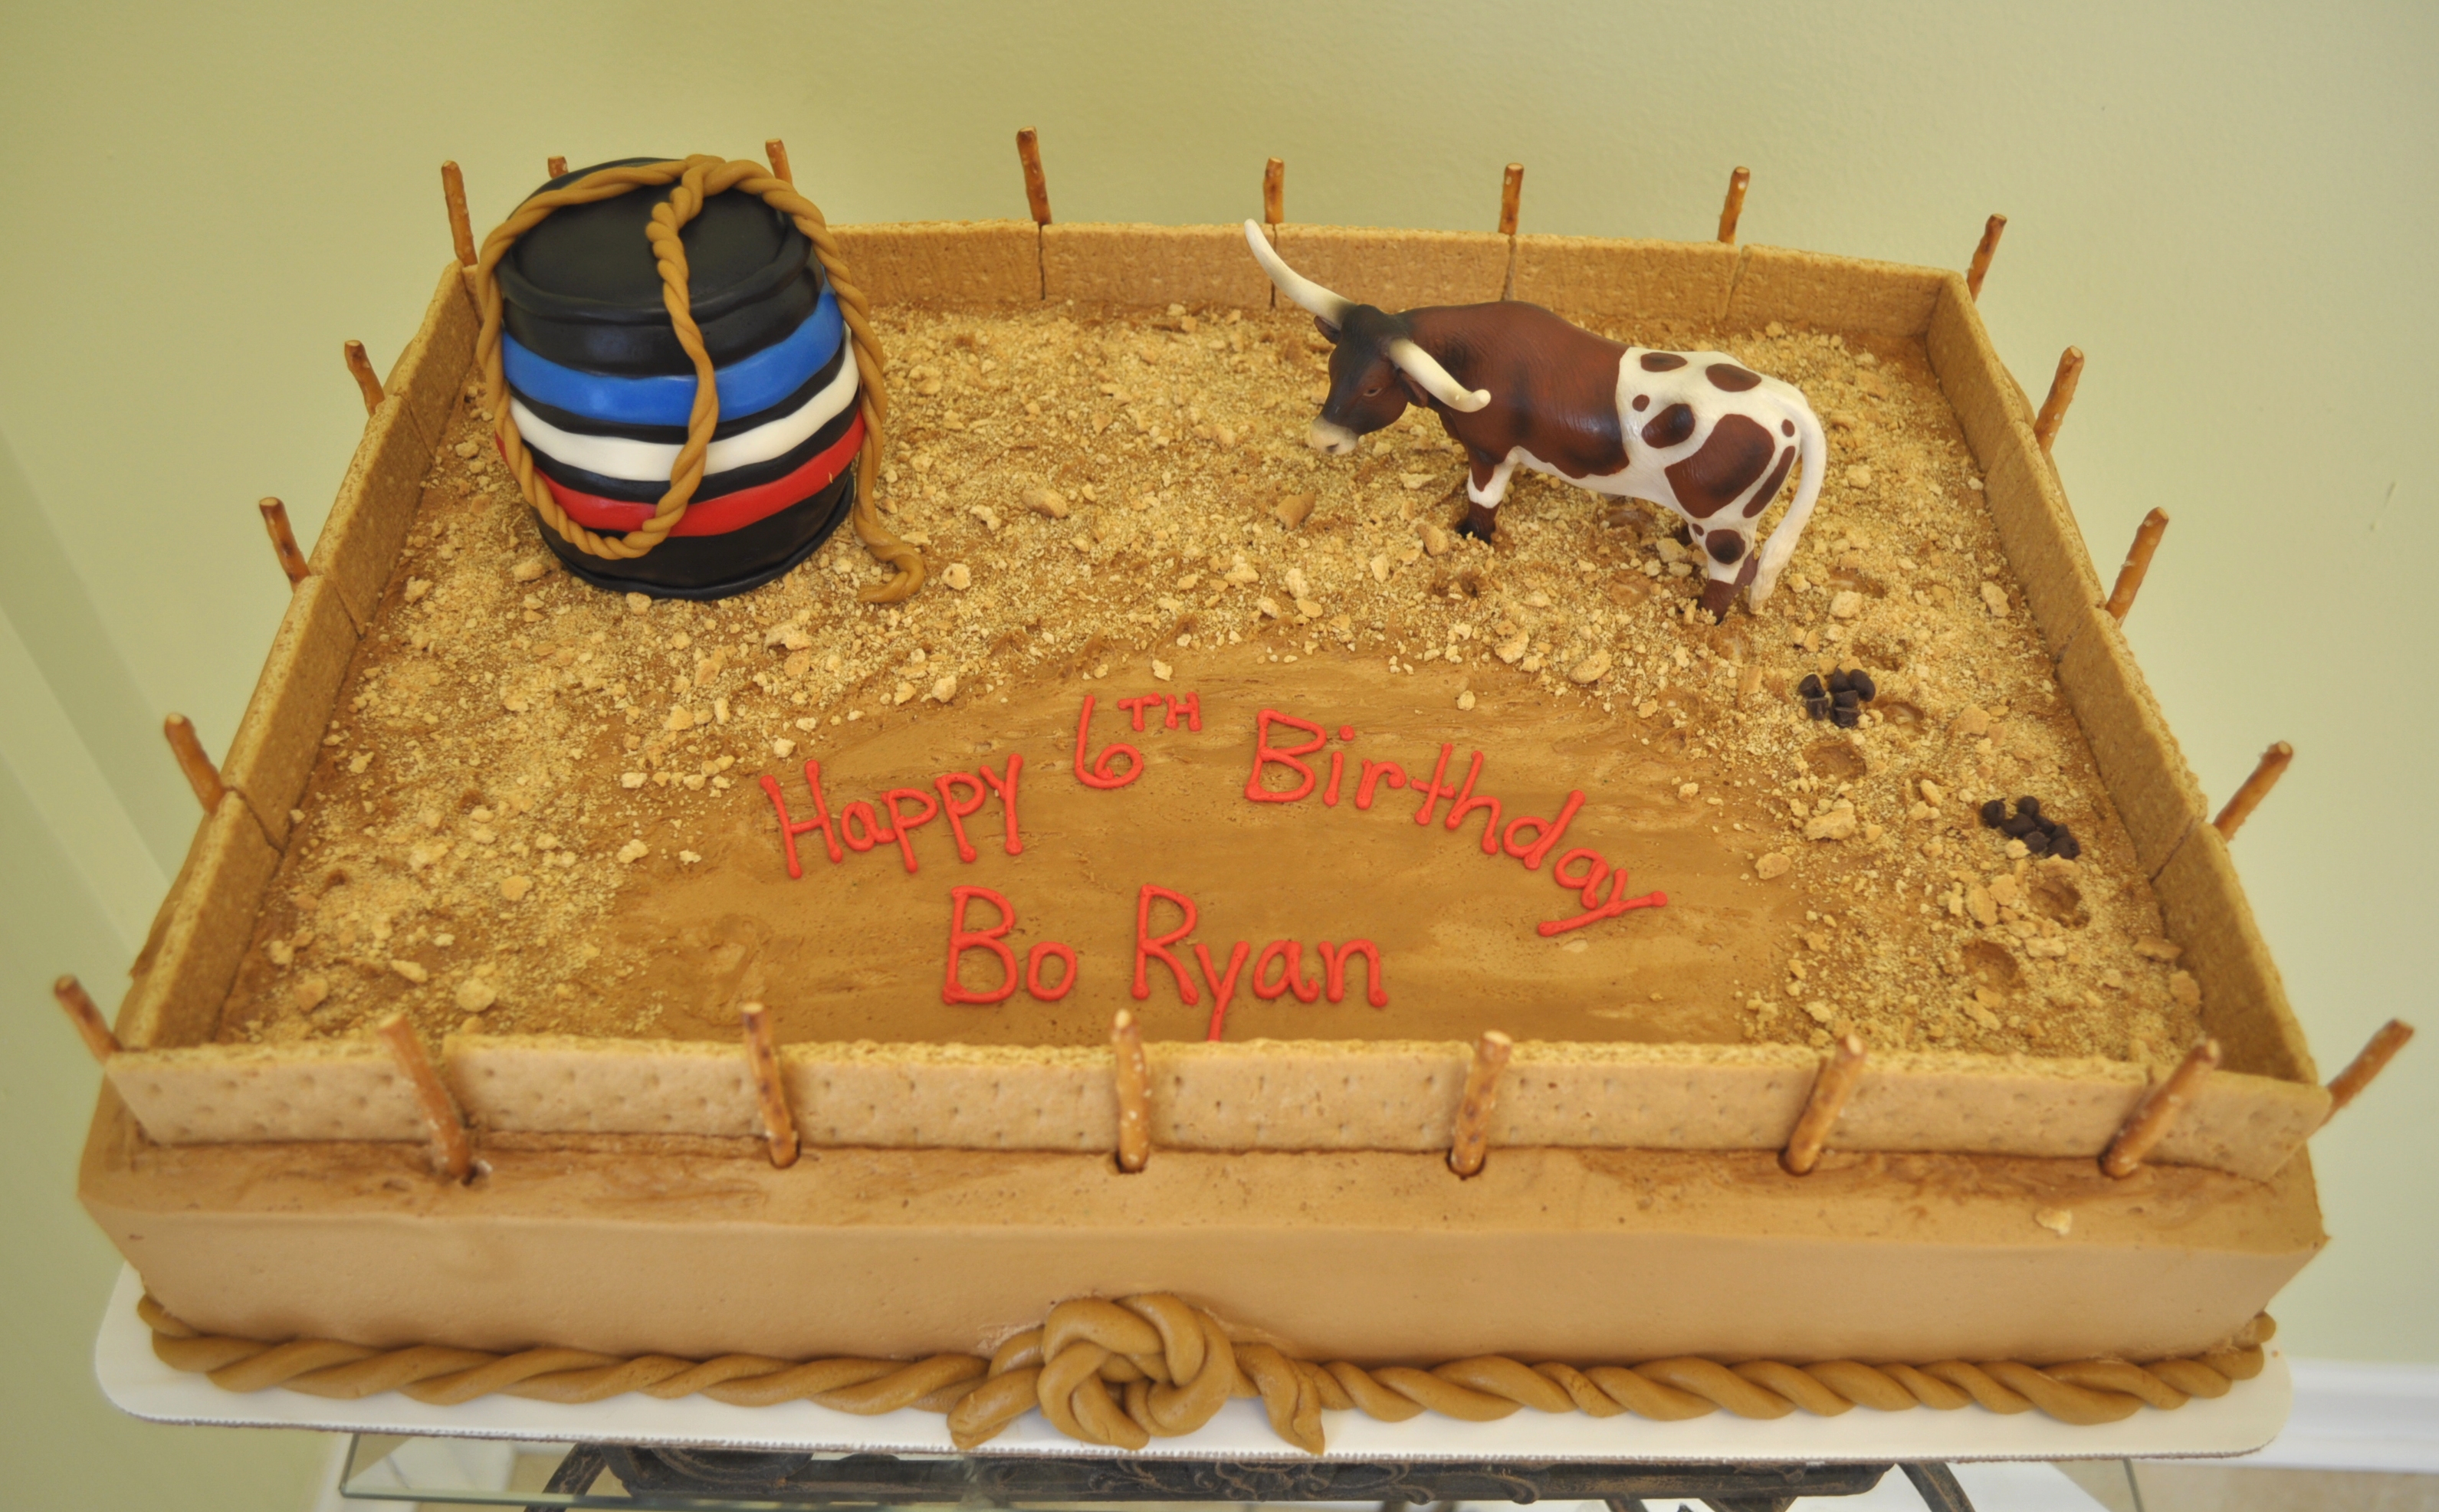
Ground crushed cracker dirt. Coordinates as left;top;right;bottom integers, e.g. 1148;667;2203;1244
218;298;2201;1071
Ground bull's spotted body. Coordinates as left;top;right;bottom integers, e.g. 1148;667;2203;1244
1245;223;1824;617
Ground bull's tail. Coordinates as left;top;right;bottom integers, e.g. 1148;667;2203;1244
1748;399;1826;612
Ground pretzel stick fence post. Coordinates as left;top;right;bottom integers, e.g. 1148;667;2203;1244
342;340;384;414
1966;213;2007;300
2322;1020;2414;1123
1262;158;1284;227
440;161;476;267
1781;1034;1866;1176
2104;507;2169;622
1717;166;1751;244
53;976;120;1064
1016;129;1052;225
765;139;793;185
740;1002;798;1168
1111;1009;1151;1173
2033;346;2083;453
258;498;310;589
1448;1030;1513;1177
2102;1038;2219;1178
1499;162;1525;236
163;715;224;814
376;1014;473;1181
545;156;567;179
2212;743;2293;841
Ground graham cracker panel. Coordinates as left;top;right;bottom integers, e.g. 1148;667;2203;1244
386;264;478;452
1981;424;2106;658
1272;226;1511;313
451;1035;756;1137
835;221;1039;307
1925;277;2035;472
1154;1041;1467;1150
107;1041;425;1144
1042;225;1272;310
1724;247;1948;338
217;575;357;849
1496;1042;1814;1147
2152;825;2317;1083
788;1045;1114;1150
1509;236;1739;324
307;389;432;634
2153;1069;2326;1179
113;793;279;1051
2054;608;2209;876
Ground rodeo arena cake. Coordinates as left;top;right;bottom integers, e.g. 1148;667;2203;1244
55;140;2417;1460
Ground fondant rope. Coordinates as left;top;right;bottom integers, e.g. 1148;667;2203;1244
470;155;923;601
137;1294;2271;1455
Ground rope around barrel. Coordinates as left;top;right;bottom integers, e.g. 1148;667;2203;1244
471;154;924;601
140;1294;2271;1455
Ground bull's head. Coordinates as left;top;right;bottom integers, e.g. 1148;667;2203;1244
1243;221;1489;455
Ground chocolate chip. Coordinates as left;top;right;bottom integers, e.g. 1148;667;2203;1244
1798;674;1824;698
1833;689;1860;710
2016;795;2043;818
2023;828;2052;857
1805;695;1831;720
2050;827;2080;860
1849;671;1876;700
2002;812;2042;838
1830;704;1860;728
1980;799;2008;828
1827;670;1852;694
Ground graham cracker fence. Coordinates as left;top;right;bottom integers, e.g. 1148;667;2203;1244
81;183;2329;1181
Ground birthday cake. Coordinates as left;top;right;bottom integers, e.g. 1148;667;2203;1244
77;153;2345;1452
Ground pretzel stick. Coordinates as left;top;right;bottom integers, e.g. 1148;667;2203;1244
2212;743;2293;841
1262;158;1284;225
1500;163;1524;236
162;715;224;814
1448;1031;1514;1177
376;1014;472;1181
1016;129;1051;225
2033;346;2083;453
53;976;120;1064
258;498;310;589
740;1003;799;1168
1966;213;2007;300
2322;1020;2414;1122
545;155;567;179
342;340;384;414
765;139;793;185
2103;507;2169;622
1111;1009;1151;1173
439;161;476;267
1716;166;1750;244
1781;1034;1866;1176
2102;1039;2219;1178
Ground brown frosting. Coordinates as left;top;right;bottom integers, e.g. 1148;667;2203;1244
141;1291;2272;1455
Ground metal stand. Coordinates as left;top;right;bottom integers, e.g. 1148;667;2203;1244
517;1445;1978;1510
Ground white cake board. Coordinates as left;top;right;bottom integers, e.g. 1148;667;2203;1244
97;1266;2288;1464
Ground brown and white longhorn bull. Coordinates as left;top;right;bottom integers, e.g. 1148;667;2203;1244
1245;221;1824;617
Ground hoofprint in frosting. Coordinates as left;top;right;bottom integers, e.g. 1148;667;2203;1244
1244;222;1825;618
758;692;1667;1038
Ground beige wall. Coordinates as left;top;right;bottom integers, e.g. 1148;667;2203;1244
2;2;2431;1503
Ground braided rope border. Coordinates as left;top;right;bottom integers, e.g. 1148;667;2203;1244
471;154;923;601
140;1294;2271;1455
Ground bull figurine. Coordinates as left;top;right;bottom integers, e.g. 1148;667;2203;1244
1245;221;1825;618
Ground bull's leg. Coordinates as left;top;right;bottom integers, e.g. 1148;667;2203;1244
1459;451;1518;540
1695;529;1759;620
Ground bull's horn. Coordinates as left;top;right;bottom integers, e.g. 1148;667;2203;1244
1387;338;1491;412
1242;220;1352;327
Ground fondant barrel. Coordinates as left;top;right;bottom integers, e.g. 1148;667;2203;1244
499;159;857;599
